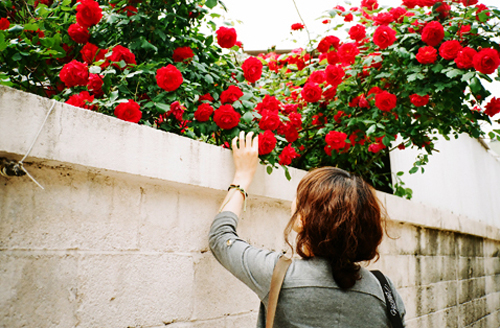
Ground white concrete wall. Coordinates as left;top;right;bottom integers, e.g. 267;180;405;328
1;85;500;328
390;134;500;229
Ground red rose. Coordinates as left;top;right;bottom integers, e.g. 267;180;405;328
0;18;10;30
402;0;418;8
410;94;429;107
390;7;407;22
291;23;305;31
76;0;102;28
454;47;477;69
475;4;490;22
66;91;95;110
325;131;347;150
259;112;281;130
109;45;136;69
301;83;322;103
368;86;383;95
114;99;142;123
344;13;354;22
349;24;366;42
461;0;478;6
338;43;360;65
416;46;438;64
374;12;394;26
216;26;237;48
124;5;138;17
317;35;340;53
439;40;462;60
255;95;281;114
361;0;379;11
322;19;330;24
242;56;263;83
323;86;337;100
60;60;89;88
368;142;385;153
199;93;214;102
373;25;397;50
259;130;277;155
288;112;302;128
308;71;326;85
435;2;451;19
421;21;444;47
325;64;345;87
278;144;300;165
87;73;103;96
68;24;89;44
484;97;500;117
194;103;213;122
220;85;243;104
156;65;183;92
420;0;437;6
327;51;340;65
375;91;397;111
172;47;194;62
213;104;240;130
168;101;185;121
473;48;500;74
80;43;106;64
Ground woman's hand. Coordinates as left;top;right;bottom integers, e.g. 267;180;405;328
231;131;259;190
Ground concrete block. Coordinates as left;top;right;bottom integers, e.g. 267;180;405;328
0;253;78;328
191;253;260;320
225;311;259;328
458;298;488;327
485;274;500;294
399;281;458;319
76;253;194;327
413;255;457;286
405;307;458;328
457;234;484;257
458;257;486;280
162;318;226;328
458;277;486;305
486;291;500;313
483;239;500;258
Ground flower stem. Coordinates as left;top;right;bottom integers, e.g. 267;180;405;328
292;0;312;47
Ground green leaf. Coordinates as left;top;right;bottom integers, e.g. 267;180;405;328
156;102;170;113
266;166;273;175
446;69;463;79
366;124;377;136
461;71;475;82
488;132;495;139
397;171;404;176
284;166;292;181
432;64;444;73
470;77;483;94
204;74;214;84
409;167;418;174
89;66;102;74
206;0;218;9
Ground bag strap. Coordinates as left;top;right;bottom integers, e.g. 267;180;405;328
266;256;292;328
370;270;404;328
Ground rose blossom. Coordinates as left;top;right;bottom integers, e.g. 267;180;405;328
308;70;326;84
0;18;10;30
373;25;397;50
216;26;237;48
220;85;243;104
76;0;102;28
461;0;478;6
361;0;379;11
68;24;89;44
284;124;299;143
349;24;366;42
291;23;305;31
338;43;360;65
199;93;214;102
288;112;302;128
419;0;437;6
167;101;185;121
172;47;194;62
259;130;277;155
242;56;263;83
390;7;407;22
439;40;462;60
259;112;281;130
410;94;429;107
66;91;95;110
194;103;213;122
278;144;300;165
374;12;394;26
317;35;340;53
473;48;500;74
421;21;444;47
156;65;183;92
325;131;347;150
301;83;322;103
87;73;103;96
114;99;142;123
60;60;89;88
344;13;354;22
109;45;136;69
213;104;240;130
484;97;500;117
454;47;477;69
368;142;385;153
402;0;418;8
325;64;345;87
327;51;340;65
80;43;106;64
375;91;397;111
416;46;438;64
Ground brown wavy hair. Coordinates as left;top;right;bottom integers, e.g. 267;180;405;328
284;167;385;289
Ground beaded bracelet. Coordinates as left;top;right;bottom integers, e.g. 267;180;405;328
219;184;248;212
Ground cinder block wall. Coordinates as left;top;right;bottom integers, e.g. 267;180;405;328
1;86;499;328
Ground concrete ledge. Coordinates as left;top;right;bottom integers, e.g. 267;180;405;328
1;85;499;242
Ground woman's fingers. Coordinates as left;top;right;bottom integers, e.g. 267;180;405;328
239;130;245;149
232;136;238;150
246;131;254;149
252;134;259;152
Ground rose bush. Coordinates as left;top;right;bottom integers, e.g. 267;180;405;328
1;0;500;199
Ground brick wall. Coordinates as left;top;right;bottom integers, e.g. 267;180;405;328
1;86;499;328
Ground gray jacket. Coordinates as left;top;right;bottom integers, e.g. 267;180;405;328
209;211;406;328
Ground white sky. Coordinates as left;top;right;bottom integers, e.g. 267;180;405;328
216;0;500;134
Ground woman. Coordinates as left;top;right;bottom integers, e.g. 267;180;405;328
209;131;406;327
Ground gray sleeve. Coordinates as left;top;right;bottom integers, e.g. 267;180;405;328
208;211;280;301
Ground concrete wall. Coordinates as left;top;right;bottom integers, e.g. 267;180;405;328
390;134;500;230
1;85;499;328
